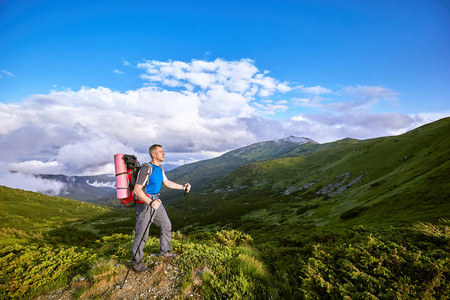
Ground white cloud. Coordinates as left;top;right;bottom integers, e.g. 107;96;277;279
328;100;370;111
292;96;327;108
1;70;14;77
165;158;202;167
0;169;65;195
0;58;448;183
86;180;115;188
320;85;400;112
339;85;398;100
10;161;62;174
253;100;289;115
113;69;124;74
301;85;332;95
288;111;449;143
137;58;290;99
56;137;130;174
0;73;286;176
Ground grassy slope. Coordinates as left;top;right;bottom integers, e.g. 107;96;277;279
162;138;325;202
1;119;449;299
174;117;450;240
3;118;447;245
0;186;134;246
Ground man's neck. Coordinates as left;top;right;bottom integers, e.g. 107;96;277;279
151;160;161;166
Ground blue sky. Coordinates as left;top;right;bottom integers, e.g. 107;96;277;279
0;0;449;192
2;0;449;108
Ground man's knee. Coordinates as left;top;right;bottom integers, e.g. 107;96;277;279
161;219;172;232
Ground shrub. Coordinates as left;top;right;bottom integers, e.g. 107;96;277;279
235;254;269;281
178;234;272;299
214;230;253;246
87;258;119;282
190;231;214;242
260;223;450;299
339;206;368;219
95;233;136;260
201;270;256;299
0;244;95;299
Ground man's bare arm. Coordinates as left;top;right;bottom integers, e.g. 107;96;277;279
163;180;191;192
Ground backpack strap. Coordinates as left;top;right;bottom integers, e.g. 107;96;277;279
133;163;154;203
140;163;154;187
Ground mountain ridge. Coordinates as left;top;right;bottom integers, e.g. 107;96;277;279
167;117;450;238
159;135;322;201
21;135;318;206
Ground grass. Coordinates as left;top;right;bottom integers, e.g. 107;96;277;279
4;223;448;299
0;186;134;246
87;257;120;282
1;187;449;299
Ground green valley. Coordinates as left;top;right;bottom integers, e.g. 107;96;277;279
1;118;449;299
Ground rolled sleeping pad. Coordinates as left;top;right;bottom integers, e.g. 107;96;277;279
114;154;130;199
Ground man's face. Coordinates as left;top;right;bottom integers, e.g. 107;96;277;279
152;147;165;162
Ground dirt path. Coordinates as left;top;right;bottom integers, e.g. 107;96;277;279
36;259;202;300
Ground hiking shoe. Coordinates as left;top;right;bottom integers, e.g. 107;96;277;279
160;251;177;258
131;262;147;273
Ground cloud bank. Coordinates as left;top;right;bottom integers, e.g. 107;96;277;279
0;58;448;194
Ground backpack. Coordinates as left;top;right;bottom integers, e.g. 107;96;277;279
115;154;152;207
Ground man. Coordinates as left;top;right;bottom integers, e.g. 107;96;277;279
130;144;191;273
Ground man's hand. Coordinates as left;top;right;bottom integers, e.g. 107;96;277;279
151;199;162;210
184;183;191;193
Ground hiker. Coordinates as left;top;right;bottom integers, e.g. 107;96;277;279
130;144;191;273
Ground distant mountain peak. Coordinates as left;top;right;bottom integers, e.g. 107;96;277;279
277;136;317;144
224;135;317;160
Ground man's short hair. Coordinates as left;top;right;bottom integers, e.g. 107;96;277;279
149;144;163;156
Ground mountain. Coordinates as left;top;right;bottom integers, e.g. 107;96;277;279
166;117;450;240
36;174;117;205
30;117;450;233
161;136;319;201
32;136;317;206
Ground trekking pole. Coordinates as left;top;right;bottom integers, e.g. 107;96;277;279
121;206;156;288
181;189;189;246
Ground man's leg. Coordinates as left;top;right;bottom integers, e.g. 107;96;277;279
131;203;152;265
152;204;172;254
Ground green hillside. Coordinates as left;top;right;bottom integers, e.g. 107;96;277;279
0;186;134;246
171;117;450;239
162;136;322;202
1;118;449;299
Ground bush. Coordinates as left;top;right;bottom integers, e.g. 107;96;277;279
178;232;273;299
339;206;368;219
0;244;95;300
214;230;253;246
87;257;120;282
260;222;450;299
3;224;448;300
235;254;269;281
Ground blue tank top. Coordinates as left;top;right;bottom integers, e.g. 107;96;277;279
145;165;164;194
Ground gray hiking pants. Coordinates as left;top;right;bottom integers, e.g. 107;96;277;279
131;201;172;265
